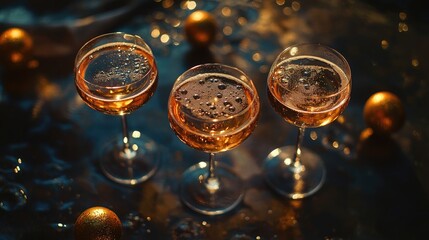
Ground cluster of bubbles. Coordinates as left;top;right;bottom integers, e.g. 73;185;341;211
271;59;343;110
174;75;249;120
275;64;339;95
90;48;150;86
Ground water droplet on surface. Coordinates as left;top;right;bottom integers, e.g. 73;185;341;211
0;155;23;175
123;212;153;237
229;233;253;240
48;222;71;232
0;183;28;211
172;218;206;239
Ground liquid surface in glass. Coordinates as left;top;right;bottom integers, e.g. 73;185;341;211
268;56;350;127
75;42;157;115
169;73;259;152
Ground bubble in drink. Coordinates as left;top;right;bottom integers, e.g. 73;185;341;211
268;55;350;127
272;58;344;111
218;83;227;90
86;47;150;87
168;67;259;153
174;74;250;120
75;41;158;115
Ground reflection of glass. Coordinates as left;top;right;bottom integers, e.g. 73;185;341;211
168;63;260;215
320;115;357;159
264;43;352;199
74;32;159;185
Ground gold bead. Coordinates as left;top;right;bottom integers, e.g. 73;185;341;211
184;10;218;48
0;28;33;67
75;206;122;240
363;91;405;134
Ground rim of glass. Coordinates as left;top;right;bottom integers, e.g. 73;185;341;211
268;43;352;99
74;32;156;90
169;63;260;123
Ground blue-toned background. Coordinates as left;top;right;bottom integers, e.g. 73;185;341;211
0;0;428;239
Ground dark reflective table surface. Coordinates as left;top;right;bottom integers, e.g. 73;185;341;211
1;0;428;239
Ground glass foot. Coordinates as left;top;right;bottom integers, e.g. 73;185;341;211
180;162;244;215
264;146;326;199
100;132;160;185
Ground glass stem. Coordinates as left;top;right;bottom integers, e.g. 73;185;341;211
208;153;216;179
205;153;219;193
293;127;306;166
121;115;131;151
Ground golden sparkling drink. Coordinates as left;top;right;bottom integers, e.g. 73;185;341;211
267;56;351;128
169;73;259;153
75;43;157;115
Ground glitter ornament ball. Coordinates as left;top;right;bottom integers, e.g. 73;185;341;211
363;91;405;134
75;206;122;240
0;28;33;67
184;10;218;48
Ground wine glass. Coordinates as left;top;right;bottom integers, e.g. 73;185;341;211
168;63;260;215
74;32;159;185
264;43;352;199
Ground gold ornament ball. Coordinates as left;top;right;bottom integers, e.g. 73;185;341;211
0;28;33;67
75;206;122;240
184;10;218;48
363;91;405;134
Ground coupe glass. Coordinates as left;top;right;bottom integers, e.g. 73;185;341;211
168;63;260;215
74;32;159;185
264;43;352;199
